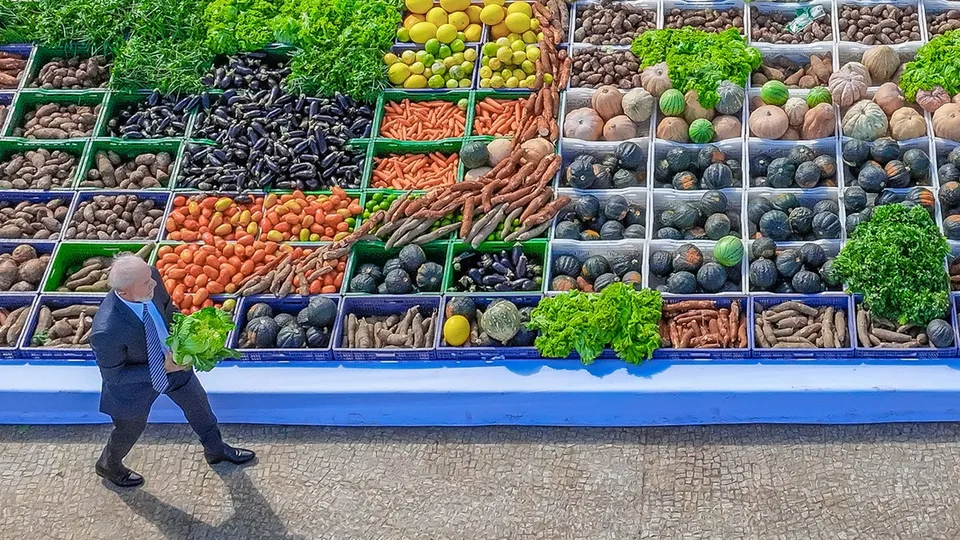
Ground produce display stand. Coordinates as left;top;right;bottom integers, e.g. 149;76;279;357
2;0;960;426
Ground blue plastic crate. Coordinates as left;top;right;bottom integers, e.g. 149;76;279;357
0;295;37;360
230;295;339;362
751;295;856;361
653;295;752;360
20;294;102;360
435;295;543;360
333;296;439;361
64;191;171;242
0;241;56;295
0;191;75;242
853;295;960;359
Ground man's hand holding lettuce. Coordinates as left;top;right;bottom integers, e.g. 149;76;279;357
166;307;240;372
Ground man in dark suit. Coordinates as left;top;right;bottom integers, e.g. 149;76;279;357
91;254;255;488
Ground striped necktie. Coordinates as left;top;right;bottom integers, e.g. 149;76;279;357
143;303;170;394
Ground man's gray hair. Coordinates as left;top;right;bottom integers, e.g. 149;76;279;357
108;253;149;291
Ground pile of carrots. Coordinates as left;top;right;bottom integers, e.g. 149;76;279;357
473;96;527;137
379;99;466;141
259;188;362;243
371;152;459;190
164;195;263;242
155;239;286;312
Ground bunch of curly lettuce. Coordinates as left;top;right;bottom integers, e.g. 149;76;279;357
834;204;950;326
167;307;240;372
527;283;663;365
899;30;960;102
631;27;761;108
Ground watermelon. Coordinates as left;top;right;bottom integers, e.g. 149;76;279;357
760;80;789;106
806;86;832;108
659;89;685;117
714;236;744;267
688;118;714;144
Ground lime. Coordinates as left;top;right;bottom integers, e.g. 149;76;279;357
512;50;526;64
388;63;411;84
481;56;490;67
490;75;505;88
458;78;471;88
443;56;457;68
410;61;425;74
495;46;512;64
488;57;502;71
448;65;465;79
415;50;430;63
383;53;399;65
446;78;459;88
525;45;540;61
401;50;417;64
431;61;447;75
479;66;493;79
425;38;441;56
436;23;458;44
423;53;435;65
438;44;453;58
457;98;469;111
507;32;522;43
222;298;236;312
543;73;553;85
482;42;500;57
495;37;510;47
512;68;525;80
505;76;519;88
452;52;465;64
479;78;491;88
428;74;445;88
530;18;540;31
423;68;433;78
396;27;410;42
443;315;471;346
521;59;535;74
522;30;537;43
457;31;467;41
501;69;512;80
450;38;465;53
463;48;477;62
460;61;473;74
511;39;525;52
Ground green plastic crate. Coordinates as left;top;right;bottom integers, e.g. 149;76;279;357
470;88;534;138
363;138;463;190
22;44;109;91
343;240;450;295
2;89;106;139
74;138;181;190
43;241;156;294
376;89;474;142
443;239;548;295
0;138;88;189
98;90;192;140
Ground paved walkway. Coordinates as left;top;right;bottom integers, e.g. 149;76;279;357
1;424;959;539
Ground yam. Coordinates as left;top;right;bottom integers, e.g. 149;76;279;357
10;244;37;264
18;258;47;284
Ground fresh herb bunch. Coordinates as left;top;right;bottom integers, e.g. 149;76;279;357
899;30;960;102
110;36;213;94
834;204;950;326
631;28;761;108
527;283;663;365
0;0;133;52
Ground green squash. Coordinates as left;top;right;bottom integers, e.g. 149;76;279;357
276;324;306;348
445;296;477;320
416;262;444;291
667;271;697;294
715;81;745;115
244;316;280;348
349;272;379;293
696;262;727;293
301;296;337;327
460;141;490;169
398;244;427;272
581;256;610;282
749;259;778;290
791;269;824;294
649;250;673;277
552;254;581;277
704;213;731;240
926;319;955;348
384;269;413;294
480;300;522;343
246;302;274;319
672;243;704;273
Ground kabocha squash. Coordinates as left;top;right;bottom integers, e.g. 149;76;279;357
712;115;742;141
792;270;824;294
246;303;273;320
844;186;868;213
276;325;306;349
350;272;378;293
697;263;727;293
665;147;693;171
445;297;477;320
767;158;796;188
666;271;697;294
903;149;930;181
800;243;827;269
683;90;715;124
604;195;629;220
304;297;337;328
600;221;625;240
672;244;703;273
787;145;815;165
581;256;610;283
659;89;685;117
621;88;654;123
829;70;868;108
812;211;841;239
623;224;645;238
640;62;672;97
784;97;808;127
759;210;791;240
815;154;837;180
698;145;726;169
942;165;960;185
553;255;581;277
480;300;521;343
772;193;800;212
416;262;443;291
399;245;427;272
885;160;911;188
384;269;413;294
842;100;888;141
715;81;745;115
806;86;832;108
245;316;280;348
933;104;960;142
907;187;935;214
890;108;926;141
699;190;728;215
460;141;490;169
567;155;597;189
944;215;960;239
670;203;700;230
688;119;714;144
749;105;789;139
714;236;743;267
649;250;673;277
800;103;836;140
564;108;604;141
760;80;789;106
874;83;906;116
616;142;645;170
751;237;776;260
575;195;600;220
592;85;624;121
926;319;955;348
593;273;618;292
705;213;731;240
795;161;821;189
788;207;814;234
820;259;841;288
555;220;580;239
550;275;578;291
870;138;900;164
622;271;642;290
603;116;637;141
747;197;774;225
862;45;900;83
657;117;690;142
613;169;639;188
304;326;329;348
916;86;951;114
749;259;778;290
775;249;803;277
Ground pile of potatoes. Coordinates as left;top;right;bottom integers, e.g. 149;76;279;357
0;304;32;347
0;244;50;292
343;306;437;349
13;103;100;139
32;55;110;89
82;151;173;189
0;149;78;189
0;197;69;240
29;303;97;348
65;194;165;240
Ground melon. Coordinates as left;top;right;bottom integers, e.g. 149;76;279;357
659;89;685;117
714;236;744;267
760;80;789;106
688;118;714;144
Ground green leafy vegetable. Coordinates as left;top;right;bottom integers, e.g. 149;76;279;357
166;307;240;372
834;205;950;326
527;283;662;365
631;28;759;108
110;36;213;94
899;30;960;102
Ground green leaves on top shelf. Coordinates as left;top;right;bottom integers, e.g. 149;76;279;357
899;30;960;102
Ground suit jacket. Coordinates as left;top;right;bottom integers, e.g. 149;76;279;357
91;267;187;417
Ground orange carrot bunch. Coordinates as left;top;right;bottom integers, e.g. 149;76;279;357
259;187;362;243
164;194;263;242
473;97;527;137
380;99;466;141
372;152;458;190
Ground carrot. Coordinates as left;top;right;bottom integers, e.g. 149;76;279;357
380;99;466;141
372;153;459;190
473;97;529;137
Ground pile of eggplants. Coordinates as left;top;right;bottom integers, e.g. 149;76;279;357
107;90;205;139
180;88;372;191
202;52;292;92
451;244;543;293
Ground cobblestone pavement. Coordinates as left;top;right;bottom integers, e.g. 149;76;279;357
2;424;960;539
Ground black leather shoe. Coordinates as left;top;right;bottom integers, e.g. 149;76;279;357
205;445;256;465
96;463;144;488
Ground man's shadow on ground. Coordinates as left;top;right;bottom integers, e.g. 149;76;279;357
108;464;303;540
